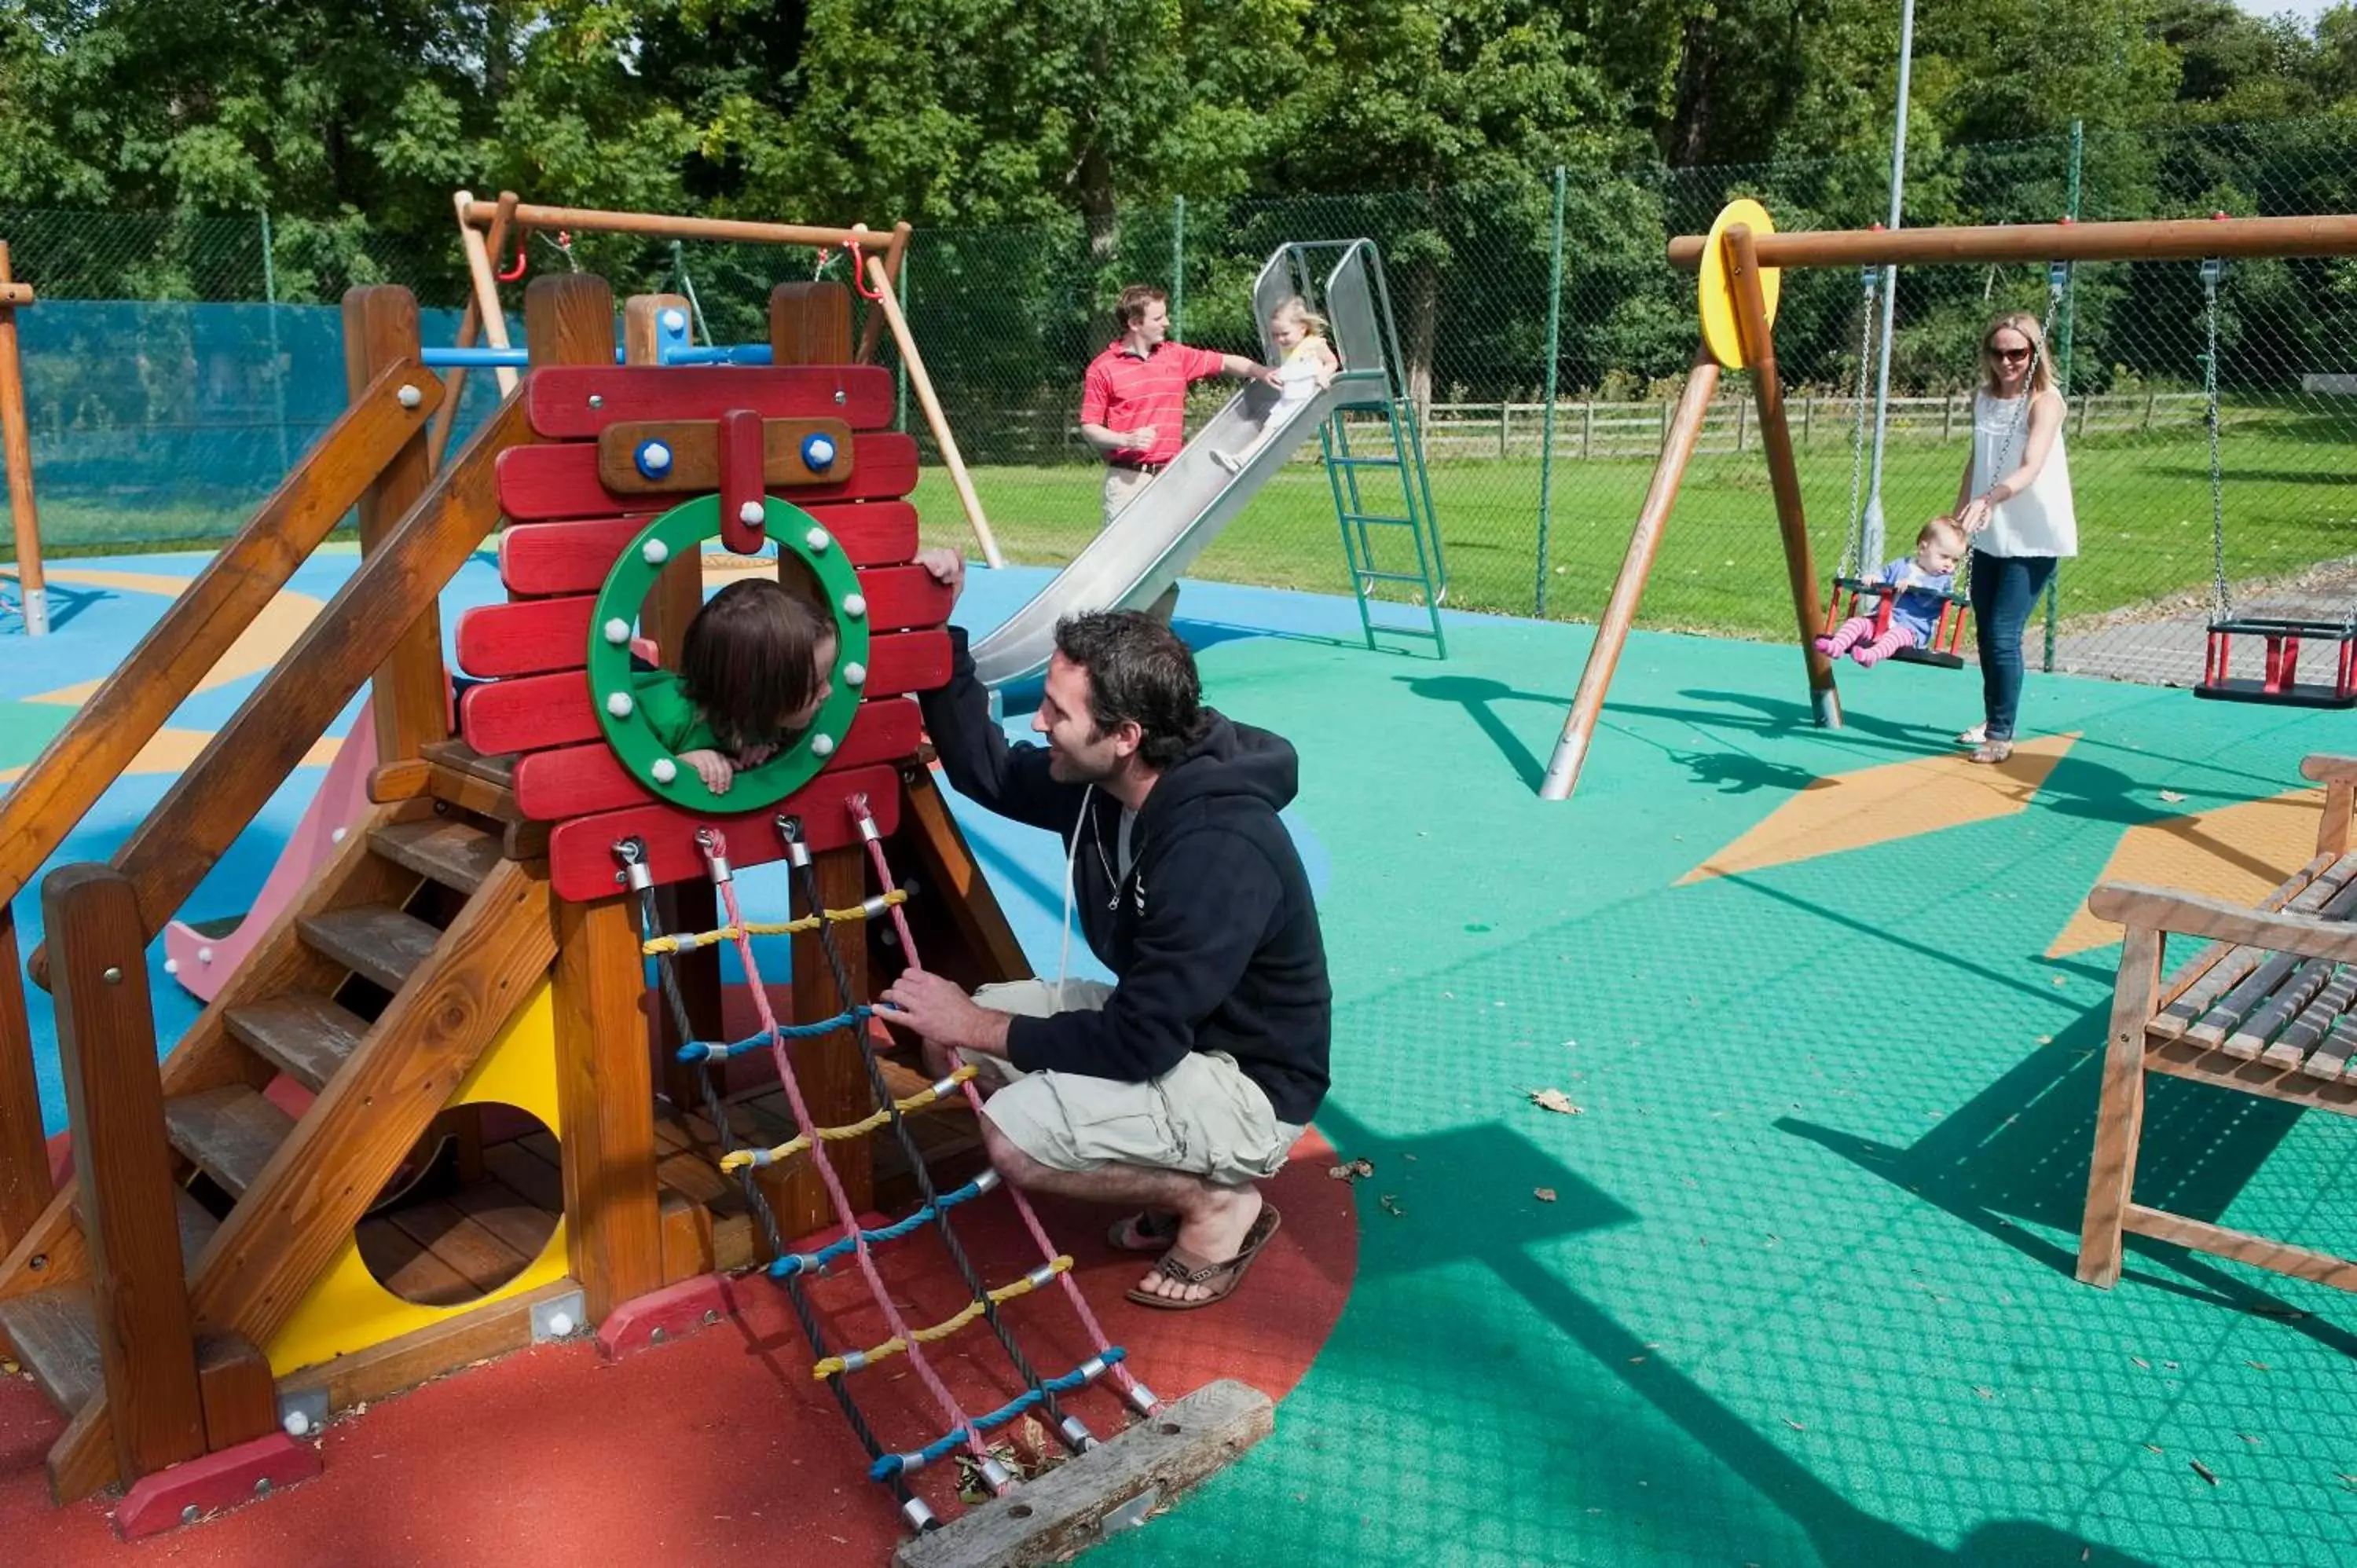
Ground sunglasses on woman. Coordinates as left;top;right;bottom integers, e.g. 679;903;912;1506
1985;345;2033;362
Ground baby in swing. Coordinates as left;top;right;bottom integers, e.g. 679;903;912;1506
1816;515;1967;668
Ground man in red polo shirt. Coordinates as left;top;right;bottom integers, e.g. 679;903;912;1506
1080;286;1277;597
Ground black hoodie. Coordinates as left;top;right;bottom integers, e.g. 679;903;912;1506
919;627;1332;1126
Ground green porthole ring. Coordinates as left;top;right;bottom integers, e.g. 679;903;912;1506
585;493;872;814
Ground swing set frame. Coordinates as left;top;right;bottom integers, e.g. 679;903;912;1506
1538;206;2357;802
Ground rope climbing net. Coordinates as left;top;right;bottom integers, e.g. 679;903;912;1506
618;799;1158;1532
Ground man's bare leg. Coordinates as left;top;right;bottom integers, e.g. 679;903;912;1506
980;1120;1261;1305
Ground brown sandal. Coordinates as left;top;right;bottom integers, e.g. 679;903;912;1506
1968;738;2014;765
1125;1204;1282;1311
1106;1210;1179;1252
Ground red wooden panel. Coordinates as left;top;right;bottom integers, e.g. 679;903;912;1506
497;432;920;522
459;629;951;757
498;501;921;598
526;366;895;439
717;408;767;553
460;566;952;680
548;764;903;903
511;697;923;820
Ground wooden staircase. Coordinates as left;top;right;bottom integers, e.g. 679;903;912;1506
0;796;553;1501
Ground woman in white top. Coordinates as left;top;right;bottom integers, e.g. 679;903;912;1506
1952;310;2078;764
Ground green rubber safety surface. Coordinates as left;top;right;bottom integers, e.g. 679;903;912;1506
1098;616;2357;1567
586;493;871;812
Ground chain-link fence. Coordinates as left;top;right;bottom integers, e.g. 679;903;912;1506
5;120;2355;686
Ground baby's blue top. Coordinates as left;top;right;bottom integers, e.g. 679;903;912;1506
1872;557;1957;642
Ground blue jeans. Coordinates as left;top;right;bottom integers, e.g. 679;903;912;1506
1969;551;2058;742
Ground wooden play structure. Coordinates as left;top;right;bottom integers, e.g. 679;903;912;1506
0;249;1260;1552
0;239;49;635
2080;753;2357;1295
1539;204;2357;802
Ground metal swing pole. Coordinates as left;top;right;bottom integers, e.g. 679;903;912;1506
1860;0;1917;569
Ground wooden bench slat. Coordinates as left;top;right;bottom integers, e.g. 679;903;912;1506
2154;852;2357;1037
2303;1013;2357;1081
509;697;921;821
2231;958;2337;1060
498;500;920;593
2269;964;2357;1064
458;630;950;758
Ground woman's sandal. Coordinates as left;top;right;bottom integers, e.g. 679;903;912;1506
1106;1209;1179;1253
1125;1204;1283;1311
1968;738;2014;764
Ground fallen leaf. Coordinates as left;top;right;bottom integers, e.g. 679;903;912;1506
1327;1157;1376;1184
1974;1386;1994;1399
1534;1187;1558;1203
1379;1194;1406;1218
2246;1360;2270;1372
2144;1443;2165;1456
2160;789;2187;803
2190;1459;2219;1486
1783;1417;1806;1432
1529;1087;1584;1115
2132;1357;2150;1369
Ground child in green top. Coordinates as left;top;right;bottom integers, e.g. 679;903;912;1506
634;577;838;795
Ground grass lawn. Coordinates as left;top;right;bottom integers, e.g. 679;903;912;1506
915;414;2357;641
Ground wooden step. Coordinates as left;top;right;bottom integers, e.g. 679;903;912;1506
370;816;504;894
173;1185;222;1272
299;904;444;993
0;1284;103;1416
226;991;371;1092
163;1086;296;1198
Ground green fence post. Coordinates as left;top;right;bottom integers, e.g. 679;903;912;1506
1171;196;1186;342
261;208;290;474
1534;167;1567;617
2042;119;2082;672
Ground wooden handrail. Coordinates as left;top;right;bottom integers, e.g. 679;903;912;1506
1667;213;2357;272
0;360;444;905
461;199;896;251
2088;881;2357;965
27;395;533;983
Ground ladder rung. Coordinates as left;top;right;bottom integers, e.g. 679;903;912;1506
1356;570;1429;584
1327;455;1403;468
1342;514;1417;528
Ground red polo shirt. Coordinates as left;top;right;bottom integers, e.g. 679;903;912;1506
1079;339;1226;466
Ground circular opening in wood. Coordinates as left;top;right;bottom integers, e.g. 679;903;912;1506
355;1103;561;1308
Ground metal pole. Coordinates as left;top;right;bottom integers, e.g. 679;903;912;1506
1171;196;1186;343
261;208;291;476
895;251;911;435
1535;166;1567;617
2042;119;2083;673
1860;0;1916;569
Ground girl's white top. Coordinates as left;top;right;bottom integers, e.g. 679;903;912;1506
1270;339;1327;415
1970;390;2078;558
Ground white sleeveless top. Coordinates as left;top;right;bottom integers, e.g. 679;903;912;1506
1970;390;2077;558
1270;338;1328;415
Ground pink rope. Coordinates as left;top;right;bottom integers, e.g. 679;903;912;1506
698;830;999;1479
850;798;1154;1411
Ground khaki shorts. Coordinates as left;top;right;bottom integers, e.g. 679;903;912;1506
1102;464;1153;525
966;979;1299;1187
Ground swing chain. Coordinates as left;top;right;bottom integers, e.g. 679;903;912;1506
1840;264;1879;580
2203;256;2230;621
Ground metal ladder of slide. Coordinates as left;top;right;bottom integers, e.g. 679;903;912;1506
1264;241;1449;658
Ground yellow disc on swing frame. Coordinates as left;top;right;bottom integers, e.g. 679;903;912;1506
1697;198;1781;370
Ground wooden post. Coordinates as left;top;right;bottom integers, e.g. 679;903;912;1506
1725;223;1840;730
1580;401;1592;460
1802;391;1813;449
343;286;449;763
1498;403;1510;458
0;907;47;1254
862;251;1005;568
427;191;519;471
776;846;873;1239
1539;346;1721;801
1734;395;1748;453
552;896;662;1321
2078;925;2161;1288
455;189;522;399
525;273;614;371
0;243;46;636
2077;394;2090;438
1942;391;1956;441
43;864;206;1484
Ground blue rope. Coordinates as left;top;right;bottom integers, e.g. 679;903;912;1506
869;1350;1128;1482
770;1175;996;1278
676;1006;872;1062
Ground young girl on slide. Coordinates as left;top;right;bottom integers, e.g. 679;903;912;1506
1212;296;1341;474
632;577;838;794
1816;515;1967;668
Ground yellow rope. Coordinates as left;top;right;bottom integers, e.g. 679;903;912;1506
811;1258;1073;1379
640;890;906;955
718;1065;977;1174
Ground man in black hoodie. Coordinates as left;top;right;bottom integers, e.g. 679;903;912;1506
878;550;1331;1310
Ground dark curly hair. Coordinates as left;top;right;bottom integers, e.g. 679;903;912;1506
1052;610;1206;771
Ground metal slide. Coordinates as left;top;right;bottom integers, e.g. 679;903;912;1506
969;240;1404;687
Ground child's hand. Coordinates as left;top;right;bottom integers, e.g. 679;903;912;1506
915;547;966;602
680;749;735;794
736;742;779;768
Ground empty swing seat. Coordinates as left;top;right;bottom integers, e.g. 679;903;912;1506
2194;615;2357;709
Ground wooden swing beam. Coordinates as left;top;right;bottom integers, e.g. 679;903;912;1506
1541;207;2357;803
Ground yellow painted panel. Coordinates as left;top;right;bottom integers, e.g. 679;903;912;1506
267;979;566;1377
